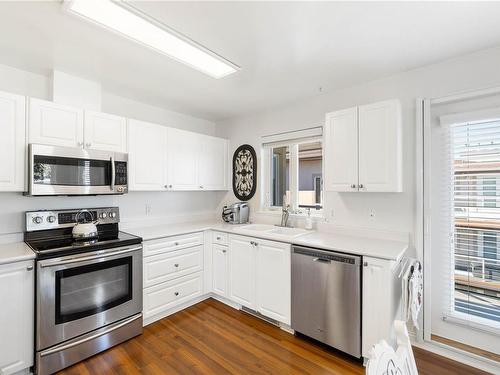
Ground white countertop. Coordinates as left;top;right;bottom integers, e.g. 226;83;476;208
0;242;35;265
125;221;409;261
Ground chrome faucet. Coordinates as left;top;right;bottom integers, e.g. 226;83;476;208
280;194;290;227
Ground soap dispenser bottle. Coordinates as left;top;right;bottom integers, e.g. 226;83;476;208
305;208;313;230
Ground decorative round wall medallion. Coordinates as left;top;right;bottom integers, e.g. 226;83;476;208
232;144;257;201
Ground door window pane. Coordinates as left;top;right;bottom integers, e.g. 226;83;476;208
271;146;290;207
298;142;323;209
55;257;132;324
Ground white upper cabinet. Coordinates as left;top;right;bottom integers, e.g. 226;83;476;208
167;128;200;190
324;107;359;192
83;110;127;152
28;98;84;148
0;260;34;375
28;98;128;153
128;119;167;191
324;99;402;192
255;239;291;325
358;100;402;192
0;91;26;192
198;136;228;190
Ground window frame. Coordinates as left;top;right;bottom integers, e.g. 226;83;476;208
261;137;324;216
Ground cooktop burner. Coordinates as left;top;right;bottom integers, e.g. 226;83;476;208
24;207;142;259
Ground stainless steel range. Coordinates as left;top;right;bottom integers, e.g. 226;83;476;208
24;207;143;375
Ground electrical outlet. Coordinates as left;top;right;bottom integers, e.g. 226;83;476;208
145;204;152;216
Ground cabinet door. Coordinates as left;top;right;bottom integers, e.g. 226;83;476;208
0;91;25;192
256;240;291;324
128;119;167;191
358;100;402;192
84;110;127;152
0;261;34;374
362;257;393;358
167;128;200;190
198;136;228;190
28;98;84;148
228;236;256;309
212;244;228;297
324;107;359;192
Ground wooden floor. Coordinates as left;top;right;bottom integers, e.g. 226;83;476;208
58;298;490;375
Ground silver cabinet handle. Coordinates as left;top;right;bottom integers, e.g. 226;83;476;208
250;241;255;246
351;184;356;188
27;265;33;271
174;292;179;296
174;263;179;268
358;184;364;189
199;185;204;189
164;185;169;189
169;184;173;188
363;261;368;267
174;242;179;246
216;236;221;240
85;142;92;148
222;249;227;253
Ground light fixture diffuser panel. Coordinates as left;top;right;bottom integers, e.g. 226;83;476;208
65;0;239;78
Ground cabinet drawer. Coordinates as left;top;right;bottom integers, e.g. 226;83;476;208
144;245;203;288
143;273;203;320
212;231;228;246
143;232;203;257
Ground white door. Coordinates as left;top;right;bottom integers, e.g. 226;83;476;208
198;136;228;190
358;100;402;192
228;236;256;309
212;244;228;297
167;128;200;190
28;98;84;148
128;119;167;191
256;239;291;324
0;260;34;374
0;91;25;192
84;110;127;152
324;107;359;192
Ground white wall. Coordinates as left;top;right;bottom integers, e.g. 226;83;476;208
0;63;219;236
216;46;500;237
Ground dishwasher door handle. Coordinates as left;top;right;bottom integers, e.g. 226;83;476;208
313;257;331;264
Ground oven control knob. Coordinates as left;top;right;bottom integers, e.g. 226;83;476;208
110;212;116;218
101;212;107;219
47;215;56;223
33;216;43;224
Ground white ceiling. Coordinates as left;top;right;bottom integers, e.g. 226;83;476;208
0;1;500;120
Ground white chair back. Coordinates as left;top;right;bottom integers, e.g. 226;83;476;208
366;320;418;375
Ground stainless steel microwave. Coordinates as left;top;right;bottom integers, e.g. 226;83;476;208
27;144;128;196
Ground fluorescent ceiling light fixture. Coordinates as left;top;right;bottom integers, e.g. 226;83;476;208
65;0;239;78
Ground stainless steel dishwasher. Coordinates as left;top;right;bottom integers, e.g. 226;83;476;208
291;245;361;358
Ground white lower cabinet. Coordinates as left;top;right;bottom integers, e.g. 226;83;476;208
256;240;291;325
226;235;291;325
0;260;34;375
228;236;257;309
212;244;228;297
142;232;205;325
143;272;203;322
362;256;400;358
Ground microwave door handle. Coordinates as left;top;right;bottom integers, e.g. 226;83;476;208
110;155;115;191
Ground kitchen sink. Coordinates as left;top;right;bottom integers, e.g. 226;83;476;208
268;227;309;238
238;224;310;238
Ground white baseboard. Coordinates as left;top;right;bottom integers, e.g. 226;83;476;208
412;340;500;374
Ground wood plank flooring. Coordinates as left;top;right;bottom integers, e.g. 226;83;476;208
57;298;491;375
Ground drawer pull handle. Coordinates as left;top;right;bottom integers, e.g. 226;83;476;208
174;292;179;296
216;236;221;240
174;263;179;268
174;242;179;246
222;249;226;253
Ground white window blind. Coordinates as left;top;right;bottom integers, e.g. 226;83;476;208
445;117;500;328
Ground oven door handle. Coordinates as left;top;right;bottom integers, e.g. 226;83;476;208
39;246;142;268
110;155;116;191
39;313;142;357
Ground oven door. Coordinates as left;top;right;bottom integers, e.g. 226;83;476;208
28;144;128;196
36;245;142;351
